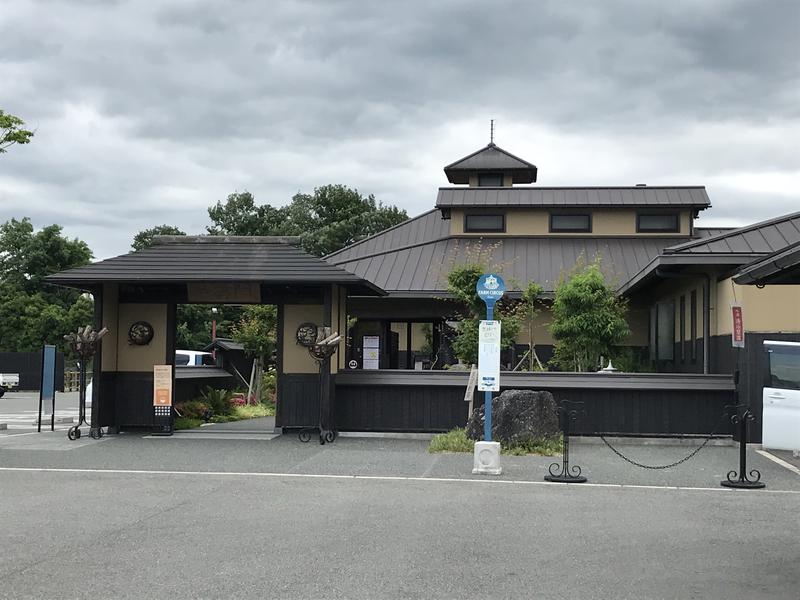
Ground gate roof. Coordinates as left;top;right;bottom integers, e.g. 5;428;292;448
45;236;385;296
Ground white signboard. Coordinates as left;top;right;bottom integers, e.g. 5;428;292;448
363;335;380;370
477;320;501;392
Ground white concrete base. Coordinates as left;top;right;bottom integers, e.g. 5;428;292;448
472;441;502;475
30;416;73;425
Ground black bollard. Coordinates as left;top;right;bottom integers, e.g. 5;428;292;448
545;400;587;483
720;407;765;489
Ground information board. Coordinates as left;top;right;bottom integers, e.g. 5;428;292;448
153;365;173;406
477;320;501;392
362;335;380;370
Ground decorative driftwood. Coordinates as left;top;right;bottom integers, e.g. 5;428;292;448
64;325;109;359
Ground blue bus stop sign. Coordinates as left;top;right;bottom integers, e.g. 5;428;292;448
476;274;505;311
476;274;505;444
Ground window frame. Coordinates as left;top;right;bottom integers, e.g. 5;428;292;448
549;212;592;233
636;212;680;233
464;213;506;233
477;172;504;187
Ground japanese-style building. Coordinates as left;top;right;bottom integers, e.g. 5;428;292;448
46;142;800;440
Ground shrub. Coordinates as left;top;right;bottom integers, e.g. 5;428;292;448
175;400;212;421
428;427;562;456
199;387;235;416
428;428;474;453
174;417;203;430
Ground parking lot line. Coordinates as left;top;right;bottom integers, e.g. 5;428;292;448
756;449;800;476
1;466;798;495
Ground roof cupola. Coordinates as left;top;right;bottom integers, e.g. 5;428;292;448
443;142;537;186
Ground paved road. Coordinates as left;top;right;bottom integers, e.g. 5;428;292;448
0;391;84;430
1;434;798;599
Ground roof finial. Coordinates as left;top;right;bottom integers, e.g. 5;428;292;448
490;119;495;145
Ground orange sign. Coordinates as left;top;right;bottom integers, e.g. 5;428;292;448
153;365;173;406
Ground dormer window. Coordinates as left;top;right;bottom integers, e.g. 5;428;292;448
477;173;504;187
550;213;592;233
464;213;505;233
637;212;679;233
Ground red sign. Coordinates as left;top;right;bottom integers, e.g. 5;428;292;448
731;304;744;348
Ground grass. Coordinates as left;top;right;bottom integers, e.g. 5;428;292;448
174;417;203;430
428;428;563;456
177;403;275;429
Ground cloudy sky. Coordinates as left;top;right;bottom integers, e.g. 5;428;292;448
1;0;798;259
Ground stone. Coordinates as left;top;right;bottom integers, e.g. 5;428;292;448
466;389;559;444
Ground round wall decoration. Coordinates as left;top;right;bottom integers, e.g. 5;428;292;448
128;321;154;345
295;322;318;347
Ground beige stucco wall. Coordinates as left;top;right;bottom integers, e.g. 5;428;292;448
450;208;691;237
282;304;325;374
116;303;168;372
100;284;119;372
716;278;800;335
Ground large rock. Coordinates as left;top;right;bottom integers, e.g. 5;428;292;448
466;389;559;444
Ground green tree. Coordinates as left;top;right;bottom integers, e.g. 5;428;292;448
232;305;277;368
0;218;94;352
0;218;92;303
514;281;546;370
207;191;292;237
206;185;407;256
174;304;242;350
446;264;519;365
287;184;407;256
0;109;34;154
549;261;630;372
132;225;185;251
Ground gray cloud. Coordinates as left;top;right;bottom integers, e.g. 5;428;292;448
0;0;798;258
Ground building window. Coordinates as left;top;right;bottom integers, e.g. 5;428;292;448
550;213;592;233
637;213;680;233
679;295;686;363
464;214;505;233
651;301;675;361
477;173;504;187
690;290;697;362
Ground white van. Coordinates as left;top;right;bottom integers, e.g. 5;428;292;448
762;340;800;454
175;350;214;366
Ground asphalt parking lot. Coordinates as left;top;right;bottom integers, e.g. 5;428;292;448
1;432;798;599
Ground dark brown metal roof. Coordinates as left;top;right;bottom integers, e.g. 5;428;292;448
325;209;450;263
734;240;800;285
328;235;688;296
435;186;711;208
443;143;537;184
46;236;385;295
664;211;800;254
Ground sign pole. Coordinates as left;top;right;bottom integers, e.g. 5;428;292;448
473;273;505;476
484;303;494;442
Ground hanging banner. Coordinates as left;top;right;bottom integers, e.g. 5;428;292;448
153;365;173;406
477;320;501;392
731;303;745;348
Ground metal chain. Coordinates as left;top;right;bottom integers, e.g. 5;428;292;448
598;412;730;470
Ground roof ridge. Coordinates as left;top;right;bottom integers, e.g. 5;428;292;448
664;210;800;253
323;209;436;259
437;185;708;190
443;143;536;170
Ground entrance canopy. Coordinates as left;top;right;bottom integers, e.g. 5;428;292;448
46;236;385;297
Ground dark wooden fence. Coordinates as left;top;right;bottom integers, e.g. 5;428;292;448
0;351;65;391
334;370;736;436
